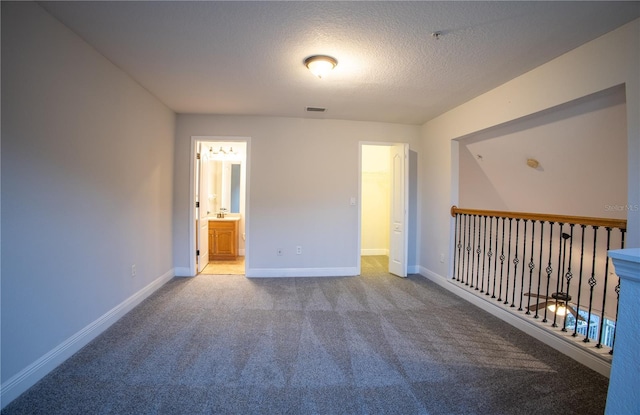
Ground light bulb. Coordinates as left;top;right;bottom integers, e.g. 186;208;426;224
304;55;337;79
548;303;568;316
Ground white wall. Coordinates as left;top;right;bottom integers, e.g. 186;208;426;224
420;19;640;281
174;116;420;276
361;145;390;255
459;85;628;218
1;2;175;405
458;144;509;212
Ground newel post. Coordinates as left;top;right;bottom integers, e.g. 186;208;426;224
605;248;640;414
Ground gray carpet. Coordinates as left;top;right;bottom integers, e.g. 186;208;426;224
2;257;608;414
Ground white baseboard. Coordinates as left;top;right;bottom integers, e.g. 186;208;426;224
246;267;359;278
0;268;175;409
418;267;611;378
361;249;389;256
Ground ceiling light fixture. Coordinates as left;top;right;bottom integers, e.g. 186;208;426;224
304;55;337;79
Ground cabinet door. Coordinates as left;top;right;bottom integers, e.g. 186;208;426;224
214;229;236;257
209;220;238;259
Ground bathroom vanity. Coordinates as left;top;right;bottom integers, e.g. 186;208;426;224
208;217;240;260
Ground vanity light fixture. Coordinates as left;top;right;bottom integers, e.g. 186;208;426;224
304;55;338;79
207;146;237;160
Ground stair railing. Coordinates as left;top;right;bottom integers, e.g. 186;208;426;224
451;206;626;354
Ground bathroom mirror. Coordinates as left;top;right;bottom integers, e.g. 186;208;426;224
211;160;241;213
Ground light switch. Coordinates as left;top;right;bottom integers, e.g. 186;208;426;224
350;197;356;206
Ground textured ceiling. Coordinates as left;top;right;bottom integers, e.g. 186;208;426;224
40;1;640;125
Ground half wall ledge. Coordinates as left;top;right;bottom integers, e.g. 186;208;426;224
606;248;640;415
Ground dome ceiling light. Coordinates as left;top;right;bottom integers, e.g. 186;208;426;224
304;55;337;79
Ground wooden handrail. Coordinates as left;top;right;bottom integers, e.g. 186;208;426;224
451;206;626;230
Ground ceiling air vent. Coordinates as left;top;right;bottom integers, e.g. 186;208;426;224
306;106;326;112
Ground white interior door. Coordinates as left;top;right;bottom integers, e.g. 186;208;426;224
389;143;408;277
197;144;209;273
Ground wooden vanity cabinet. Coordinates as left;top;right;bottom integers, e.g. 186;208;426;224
209;220;238;260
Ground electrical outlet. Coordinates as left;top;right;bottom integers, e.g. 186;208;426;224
296;246;302;255
439;254;445;263
131;264;137;277
277;248;283;256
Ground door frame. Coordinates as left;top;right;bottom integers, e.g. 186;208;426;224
358;141;409;276
189;135;251;276
196;141;208;273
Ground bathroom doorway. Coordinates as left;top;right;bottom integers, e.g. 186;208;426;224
191;137;249;276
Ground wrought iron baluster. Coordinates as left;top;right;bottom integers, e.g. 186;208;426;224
552;223;565;328
596;227;612;348
525;220;536;315
504;218;513;305
533;221;545;319
584;226;599;343
498;217;506;302
470;215;477;287
543;222;555;323
480;216;488;293
475;215;482;290
487;216;494;297
461;214;468;284
511;219;521;308
458;214;464;283
573;225;587;337
518;220;528;311
561;224;574;332
610;228;625;355
465;214;472;286
491;217;499;298
453;213;460;281
610;282;620;353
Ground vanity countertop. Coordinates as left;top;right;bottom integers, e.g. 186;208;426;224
208;216;240;221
